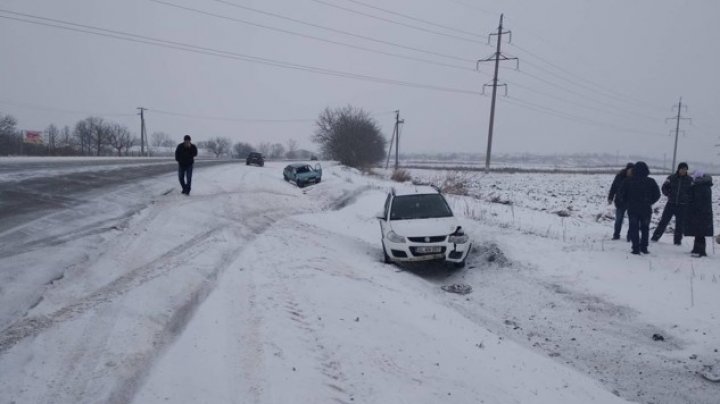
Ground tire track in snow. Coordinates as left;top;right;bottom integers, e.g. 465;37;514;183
0;225;222;355
436;247;719;404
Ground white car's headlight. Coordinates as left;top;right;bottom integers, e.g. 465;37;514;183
448;228;469;244
387;230;406;243
449;234;469;244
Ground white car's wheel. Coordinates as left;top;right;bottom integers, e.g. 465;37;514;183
382;243;392;264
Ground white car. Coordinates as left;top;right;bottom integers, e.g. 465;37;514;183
378;186;471;268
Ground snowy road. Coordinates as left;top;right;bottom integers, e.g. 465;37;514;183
0;160;718;403
0;157;233;234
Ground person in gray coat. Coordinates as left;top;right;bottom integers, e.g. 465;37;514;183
683;171;714;257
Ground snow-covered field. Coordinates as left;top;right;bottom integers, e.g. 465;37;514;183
1;159;719;403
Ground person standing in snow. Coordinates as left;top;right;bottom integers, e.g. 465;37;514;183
651;162;692;245
608;162;634;241
175;135;198;195
618;161;661;255
683;170;714;257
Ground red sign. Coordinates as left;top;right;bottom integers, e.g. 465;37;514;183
24;130;43;144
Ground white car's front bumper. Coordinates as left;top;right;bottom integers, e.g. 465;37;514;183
383;237;471;263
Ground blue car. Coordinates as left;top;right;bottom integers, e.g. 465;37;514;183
283;163;322;187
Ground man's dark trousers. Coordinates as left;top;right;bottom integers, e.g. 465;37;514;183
178;164;193;194
613;205;629;240
629;213;651;253
652;203;685;244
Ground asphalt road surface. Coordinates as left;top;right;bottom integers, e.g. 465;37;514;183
0;158;237;234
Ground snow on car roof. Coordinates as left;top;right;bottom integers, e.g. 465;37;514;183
392;184;441;196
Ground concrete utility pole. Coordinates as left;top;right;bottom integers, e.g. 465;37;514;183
477;14;518;173
385;110;404;170
137;107;148;157
666;97;691;173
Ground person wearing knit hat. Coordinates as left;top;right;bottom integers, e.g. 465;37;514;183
651;162;692;245
607;162;635;240
684;170;714;257
175;135;198;195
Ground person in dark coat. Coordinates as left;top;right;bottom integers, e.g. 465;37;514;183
683;171;714;257
651;162;692;244
618;161;661;255
608;162;634;240
175;135;198;195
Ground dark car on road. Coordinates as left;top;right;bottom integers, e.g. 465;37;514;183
246;152;264;167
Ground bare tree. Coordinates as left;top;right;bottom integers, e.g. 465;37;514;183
256;142;272;158
205;136;232;158
59;125;72;150
0;113;19;155
74;117;109;155
286;138;298;159
150;131;172;155
108;124;134;156
233;142;254;158
313;105;386;168
269;143;285;159
44;124;59;152
73;119;91;155
89;117;111;156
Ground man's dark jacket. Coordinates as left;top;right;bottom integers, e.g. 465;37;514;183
175;143;198;166
618;162;661;216
684;175;714;237
660;172;692;205
608;169;630;208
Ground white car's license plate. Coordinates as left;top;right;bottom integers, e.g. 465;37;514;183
416;246;442;253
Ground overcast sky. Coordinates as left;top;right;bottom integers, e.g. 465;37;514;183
1;0;718;164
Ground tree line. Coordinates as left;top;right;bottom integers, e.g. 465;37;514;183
0;112;310;160
0;114;139;157
2;104;389;168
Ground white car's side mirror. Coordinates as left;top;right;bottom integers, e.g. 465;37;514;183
376;211;385;220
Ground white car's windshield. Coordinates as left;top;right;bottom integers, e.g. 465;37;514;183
390;194;453;220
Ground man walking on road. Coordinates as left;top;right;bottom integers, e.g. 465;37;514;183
651;162;692;245
175;135;198;195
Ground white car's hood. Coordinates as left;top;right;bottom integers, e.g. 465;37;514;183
390;217;459;238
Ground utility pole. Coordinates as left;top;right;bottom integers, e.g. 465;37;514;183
385;110;404;170
477;14;518;173
666;97;690;173
137;107;147;157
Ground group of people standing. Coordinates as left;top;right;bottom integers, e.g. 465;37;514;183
608;161;714;257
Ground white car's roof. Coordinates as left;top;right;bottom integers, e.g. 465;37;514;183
392;185;441;197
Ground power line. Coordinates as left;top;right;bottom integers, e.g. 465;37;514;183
0;10;485;96
0;99;135;117
499;96;662;138
148;108;316;123
498;69;661;124
500;65;660;123
337;0;488;40
204;0;474;63
508;42;667;113
308;0;488;45
441;0;501;17
150;0;480;73
437;1;670;113
0;100;392;126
